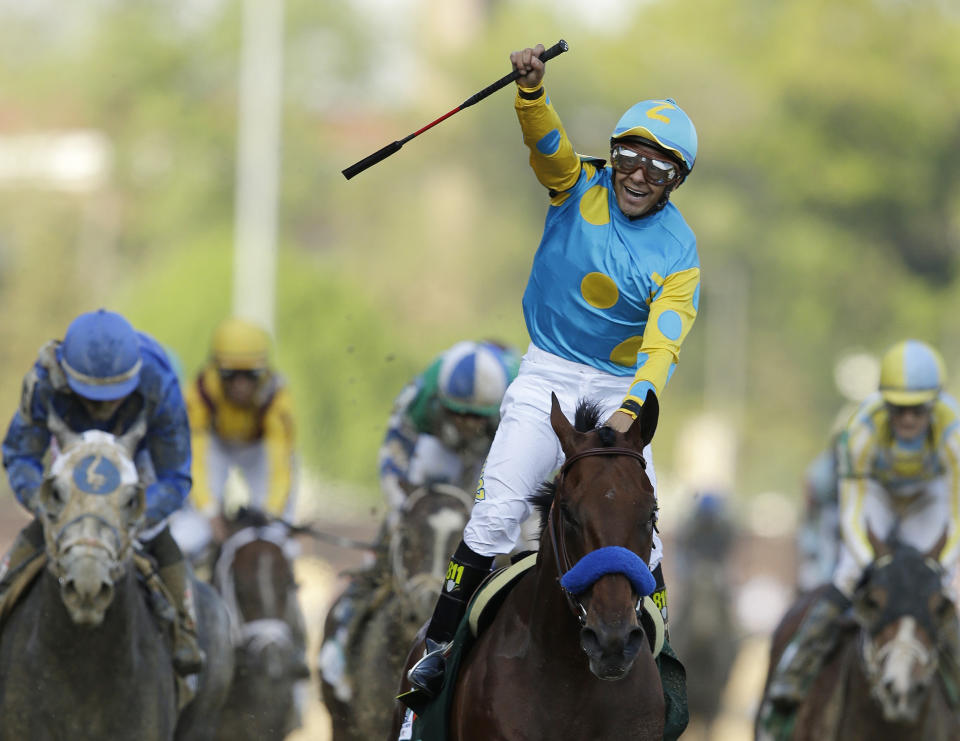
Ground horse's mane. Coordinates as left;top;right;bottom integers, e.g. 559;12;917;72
529;398;614;536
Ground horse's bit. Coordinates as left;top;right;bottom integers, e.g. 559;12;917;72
548;446;650;626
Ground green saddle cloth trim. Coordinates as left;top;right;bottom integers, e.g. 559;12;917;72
410;554;688;741
657;639;689;741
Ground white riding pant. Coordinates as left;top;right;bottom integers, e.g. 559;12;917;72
169;436;296;559
463;344;660;569
833;475;957;599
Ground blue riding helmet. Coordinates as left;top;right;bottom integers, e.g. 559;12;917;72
59;309;142;401
611;99;698;175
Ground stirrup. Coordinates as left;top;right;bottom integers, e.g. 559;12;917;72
173;643;206;677
398;639;448;713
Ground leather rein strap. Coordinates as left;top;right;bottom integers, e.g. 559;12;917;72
549;446;648;625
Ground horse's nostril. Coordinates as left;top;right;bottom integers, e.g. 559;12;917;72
625;626;645;656
95;583;113;605
581;627;601;656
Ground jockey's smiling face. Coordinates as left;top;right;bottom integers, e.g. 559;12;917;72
888;403;933;441
610;141;675;218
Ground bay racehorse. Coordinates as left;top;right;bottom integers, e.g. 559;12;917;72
0;412;233;741
213;508;310;741
394;392;666;740
321;482;474;741
759;529;960;740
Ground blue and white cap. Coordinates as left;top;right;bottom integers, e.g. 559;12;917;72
611;98;698;173
878;339;945;406
437;341;515;417
59;309;142;401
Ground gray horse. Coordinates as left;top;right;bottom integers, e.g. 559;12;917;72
0;417;233;741
320;483;474;741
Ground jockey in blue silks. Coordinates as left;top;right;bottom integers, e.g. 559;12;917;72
403;42;700;707
0;309;203;677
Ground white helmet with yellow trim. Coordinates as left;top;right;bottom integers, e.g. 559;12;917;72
878;339;945;406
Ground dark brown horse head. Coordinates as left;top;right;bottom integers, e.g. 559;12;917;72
855;526;954;723
217;517;301;681
534;392;659;680
37;412;146;626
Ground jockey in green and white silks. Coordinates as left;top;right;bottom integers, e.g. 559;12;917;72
403;43;700;707
378;341;519;524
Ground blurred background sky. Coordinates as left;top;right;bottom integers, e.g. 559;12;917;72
1;0;959;552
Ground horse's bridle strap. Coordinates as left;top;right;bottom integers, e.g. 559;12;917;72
549;445;650;625
559;447;646;483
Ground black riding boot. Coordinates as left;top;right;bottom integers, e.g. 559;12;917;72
404;540;492;703
148;527;206;677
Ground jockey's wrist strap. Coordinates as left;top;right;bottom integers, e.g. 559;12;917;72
518;85;545;100
618;399;642;420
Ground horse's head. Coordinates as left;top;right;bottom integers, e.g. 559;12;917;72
854;527;955;723
37;410;146;626
533;392;659;681
390;483;474;616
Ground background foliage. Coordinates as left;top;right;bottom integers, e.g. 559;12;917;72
0;0;958;516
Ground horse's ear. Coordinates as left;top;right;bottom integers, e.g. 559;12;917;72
117;411;147;458
626;390;659;450
867;524;889;558
926;528;948;562
46;405;80;450
549;393;577;454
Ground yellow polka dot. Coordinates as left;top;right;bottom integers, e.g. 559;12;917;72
610;336;646;366
579;184;610;225
581;273;619;309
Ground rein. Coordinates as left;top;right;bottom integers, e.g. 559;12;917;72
549;446;650;626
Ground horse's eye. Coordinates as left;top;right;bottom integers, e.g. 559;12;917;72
48;483;67;508
560;506;580;531
930;593;955;621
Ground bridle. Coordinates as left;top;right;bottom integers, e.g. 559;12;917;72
547;446;651;626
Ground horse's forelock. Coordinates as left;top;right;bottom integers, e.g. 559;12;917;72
573;399;604;433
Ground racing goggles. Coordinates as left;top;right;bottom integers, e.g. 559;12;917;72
886;402;934;418
219;368;265;382
610;144;680;186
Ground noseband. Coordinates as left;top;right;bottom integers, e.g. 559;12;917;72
48;512;128;583
548;446;651;626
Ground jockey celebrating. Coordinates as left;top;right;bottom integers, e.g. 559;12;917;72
760;339;960;738
0;309;203;677
175;316;297;553
379;340;520;525
404;43;700;704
